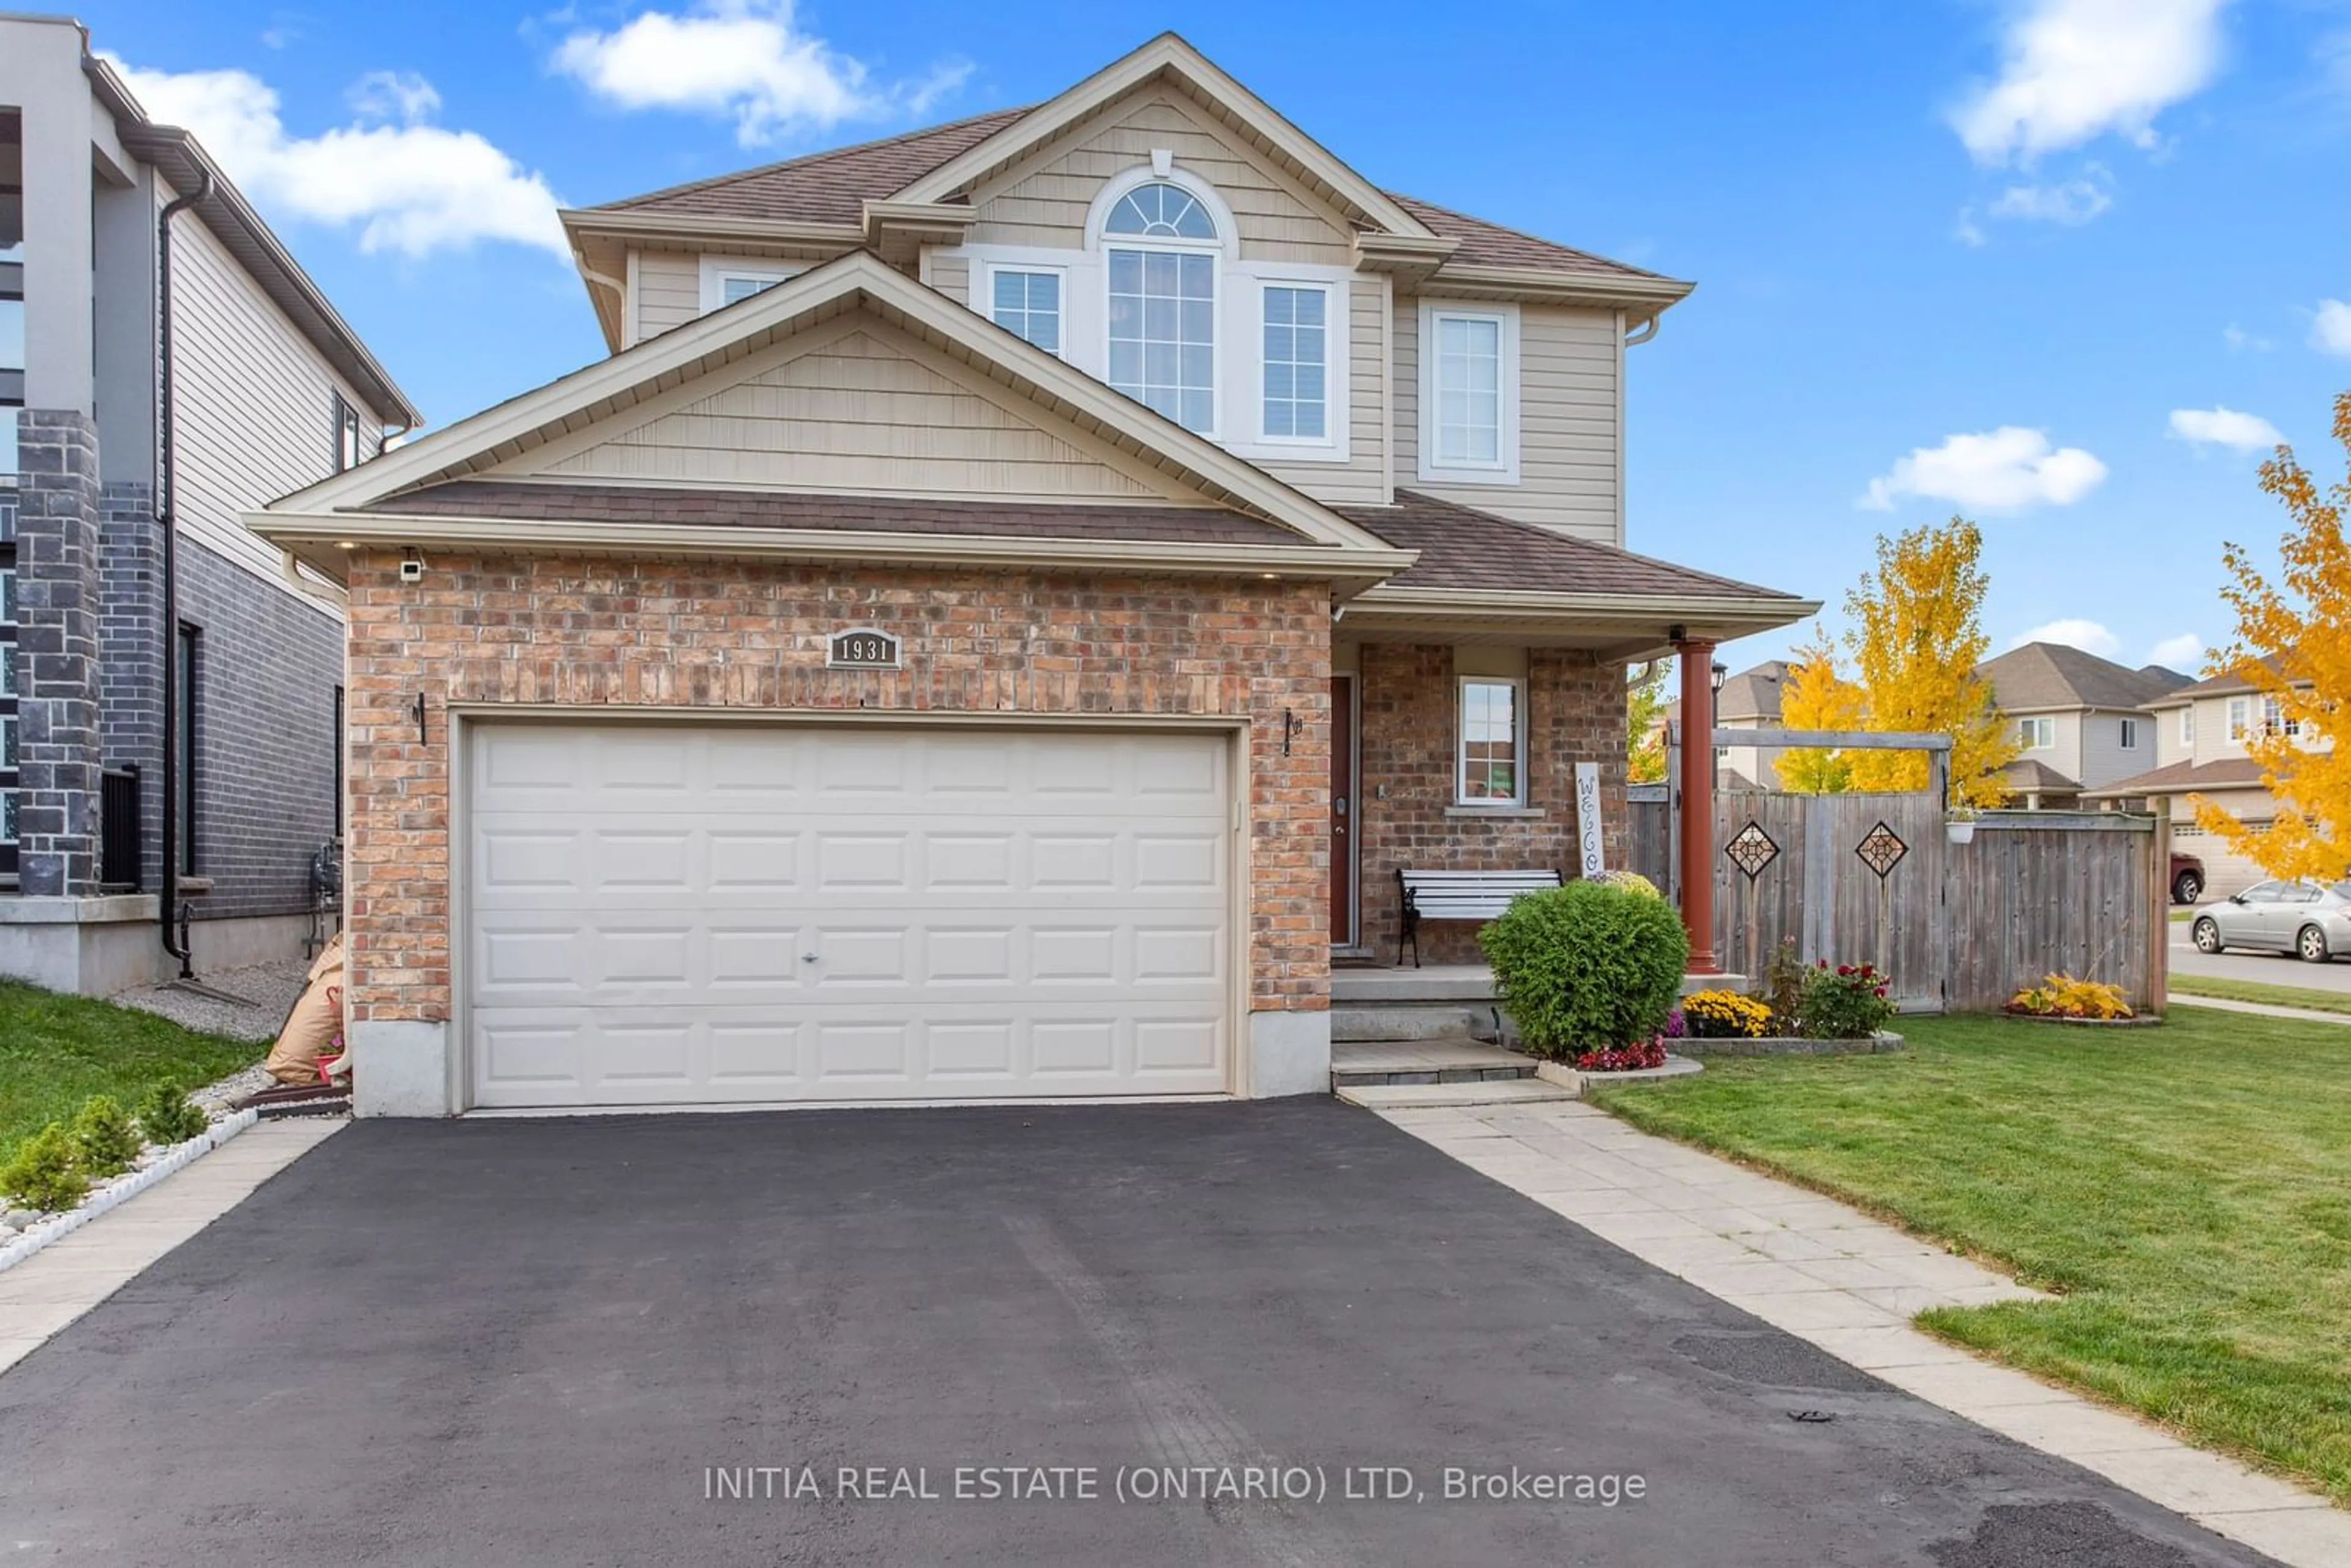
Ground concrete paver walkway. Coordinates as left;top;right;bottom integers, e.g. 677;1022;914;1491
1377;1098;2350;1568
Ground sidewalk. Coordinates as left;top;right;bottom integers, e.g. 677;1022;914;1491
1376;1098;2349;1567
2167;994;2351;1027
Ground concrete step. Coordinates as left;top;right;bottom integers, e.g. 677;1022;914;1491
1335;1078;1581;1109
1330;1003;1494;1043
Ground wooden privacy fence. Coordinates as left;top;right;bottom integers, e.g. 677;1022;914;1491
1627;750;2168;1013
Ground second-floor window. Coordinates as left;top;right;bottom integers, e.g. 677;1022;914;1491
988;268;1062;355
1419;302;1520;484
2119;716;2140;749
699;258;803;314
2263;696;2301;737
2019;716;2055;750
2228;697;2251;740
332;393;362;473
1103;183;1220;436
2180;708;2194;746
1260;285;1328;441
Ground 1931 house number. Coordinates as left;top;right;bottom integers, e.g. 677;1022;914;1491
827;629;902;669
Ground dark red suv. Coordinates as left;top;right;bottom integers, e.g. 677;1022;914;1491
2171;851;2205;906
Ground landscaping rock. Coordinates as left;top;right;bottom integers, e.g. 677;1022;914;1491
108;960;311;1044
1678;1032;1904;1057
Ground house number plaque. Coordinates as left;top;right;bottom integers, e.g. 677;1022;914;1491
827;629;902;670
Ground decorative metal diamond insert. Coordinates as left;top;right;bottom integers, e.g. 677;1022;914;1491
1855;820;1910;880
1725;820;1780;881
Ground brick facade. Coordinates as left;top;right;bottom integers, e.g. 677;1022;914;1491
14;410;104;897
342;553;1332;1025
1352;642;1629;964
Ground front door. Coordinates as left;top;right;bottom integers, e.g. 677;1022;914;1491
1330;675;1356;945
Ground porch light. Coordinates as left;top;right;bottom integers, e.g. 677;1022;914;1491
1711;660;1729;694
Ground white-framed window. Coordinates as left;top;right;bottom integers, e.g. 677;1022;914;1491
984;264;1064;356
2263;696;2301;737
2179;708;2194;746
2227;697;2251;740
1101;180;1222;435
698;257;804;314
2119;716;2140;749
1258;282;1330;442
1457;677;1526;806
2019;716;2056;750
1419;301;1520;485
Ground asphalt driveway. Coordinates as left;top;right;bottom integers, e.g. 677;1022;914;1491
0;1101;2284;1567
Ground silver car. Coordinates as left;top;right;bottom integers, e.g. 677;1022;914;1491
2190;879;2351;963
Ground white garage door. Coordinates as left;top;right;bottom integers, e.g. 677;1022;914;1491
465;724;1232;1108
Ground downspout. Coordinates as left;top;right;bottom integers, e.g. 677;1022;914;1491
157;170;211;977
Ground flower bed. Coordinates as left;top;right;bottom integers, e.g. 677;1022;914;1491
2005;973;2137;1022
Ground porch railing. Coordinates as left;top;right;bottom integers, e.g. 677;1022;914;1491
100;765;141;892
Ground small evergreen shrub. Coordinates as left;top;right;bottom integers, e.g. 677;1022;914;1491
1800;962;1897;1040
70;1095;144;1180
1480;879;1690;1062
137;1084;210;1147
1;1123;88;1214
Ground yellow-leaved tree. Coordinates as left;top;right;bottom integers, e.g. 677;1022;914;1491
1775;632;1859;792
1627;660;1671;784
2196;390;2351;879
1774;519;2014;807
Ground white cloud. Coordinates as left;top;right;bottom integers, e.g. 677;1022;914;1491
2314;299;2351;358
2223;323;2273;353
1953;208;1988;247
113;58;568;259
1861;427;2109;512
2168;406;2283;451
2011;618;2120;657
550;0;969;146
1987;174;2113;225
1951;0;2232;163
2148;632;2207;670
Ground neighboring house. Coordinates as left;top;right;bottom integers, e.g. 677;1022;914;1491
0;17;415;993
1976;642;2187;808
250;34;1813;1117
2085;662;2331;897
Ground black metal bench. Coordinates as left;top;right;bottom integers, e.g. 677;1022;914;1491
1396;868;1565;967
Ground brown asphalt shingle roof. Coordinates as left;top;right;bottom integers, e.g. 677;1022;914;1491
361;480;1307;547
1339;490;1801;601
2000;757;2082;792
1976;642;2189;713
2080;757;2267;798
590;109;1670;285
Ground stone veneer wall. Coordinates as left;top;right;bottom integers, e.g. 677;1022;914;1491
13;410;103;897
1354;643;1629;965
341;554;1333;1026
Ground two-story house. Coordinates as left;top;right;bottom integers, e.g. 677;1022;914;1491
1977;642;2188;809
250;34;1815;1117
1;15;415;994
2085;662;2330;896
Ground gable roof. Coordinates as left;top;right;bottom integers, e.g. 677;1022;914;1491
569;36;1679;302
2000;757;2082;793
2080;757;2267;798
2142;655;2303;709
1977;641;2188;714
247;249;1413;587
1715;661;1790;723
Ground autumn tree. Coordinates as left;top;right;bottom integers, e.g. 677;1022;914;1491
1776;519;2014;807
2197;390;2351;879
1627;659;1671;783
1775;632;1859;792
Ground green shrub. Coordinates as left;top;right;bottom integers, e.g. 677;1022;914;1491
1799;961;1897;1040
1;1122;87;1213
70;1095;143;1179
1480;879;1690;1061
136;1084;209;1147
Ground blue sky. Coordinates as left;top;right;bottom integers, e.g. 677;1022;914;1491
75;0;2351;672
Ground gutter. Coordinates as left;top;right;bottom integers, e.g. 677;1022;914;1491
157;168;211;979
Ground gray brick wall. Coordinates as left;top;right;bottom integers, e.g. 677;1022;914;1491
15;410;103;898
170;535;342;920
97;482;164;895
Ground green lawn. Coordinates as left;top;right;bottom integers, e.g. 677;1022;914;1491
2169;973;2351;1018
1588;1008;2351;1505
0;981;264;1165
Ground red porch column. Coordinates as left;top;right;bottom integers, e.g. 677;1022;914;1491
1675;637;1721;973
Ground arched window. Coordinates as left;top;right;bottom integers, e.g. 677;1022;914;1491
1098;180;1221;433
1102;182;1218;242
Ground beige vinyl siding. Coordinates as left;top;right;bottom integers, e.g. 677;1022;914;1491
2077;709;2151;791
633;249;703;340
1393;298;1620;542
167;190;380;589
1255;279;1388;506
926;252;970;307
968;86;1353;263
536;323;1174;501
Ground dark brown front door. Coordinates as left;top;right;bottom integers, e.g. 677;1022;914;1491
1330;675;1356;944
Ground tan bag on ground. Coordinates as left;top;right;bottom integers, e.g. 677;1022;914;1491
266;936;344;1086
